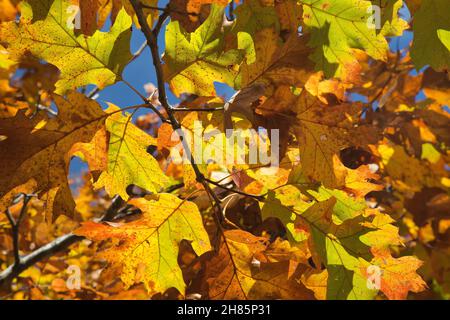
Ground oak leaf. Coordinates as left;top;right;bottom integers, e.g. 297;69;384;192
204;230;314;299
75;193;211;294
163;4;244;97
411;0;450;71
0;0;132;93
0;91;107;222
301;0;389;80
94;104;170;199
293;91;378;188
361;248;427;300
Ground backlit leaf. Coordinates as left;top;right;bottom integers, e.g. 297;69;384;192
0;0;132;93
75;193;211;294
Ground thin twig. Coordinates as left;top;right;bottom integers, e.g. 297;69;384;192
227;1;235;21
129;102;170;123
165;182;185;193
4;194;36;270
87;86;100;99
0;195;124;288
205;178;265;201
122;79;149;102
129;40;148;63
171;106;225;112
153;10;169;37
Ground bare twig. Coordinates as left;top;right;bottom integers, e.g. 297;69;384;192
128;102;170;123
171;106;225;112
129;40;148;63
165;182;185;193
4;193;36;271
0;233;83;288
153;10;169;37
86;86;100;99
122;79;149;102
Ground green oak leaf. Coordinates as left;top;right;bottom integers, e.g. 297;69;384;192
0;0;132;94
300;0;389;79
261;186;314;242
163;4;245;97
411;0;450;71
300;198;377;299
307;186;367;224
260;185;401;299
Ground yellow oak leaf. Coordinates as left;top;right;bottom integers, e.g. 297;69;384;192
300;269;328;300
72;0;159;33
94;104;170;199
0;0;132;93
75;193;211;294
294;91;378;187
71;126;108;172
377;143;447;193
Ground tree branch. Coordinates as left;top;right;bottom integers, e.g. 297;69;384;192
0;196;124;289
227;1;235;21
128;102;170;123
0;233;83;288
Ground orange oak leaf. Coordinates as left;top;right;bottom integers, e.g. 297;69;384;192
361;248;427;300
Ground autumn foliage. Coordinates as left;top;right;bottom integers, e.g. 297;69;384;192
0;0;448;300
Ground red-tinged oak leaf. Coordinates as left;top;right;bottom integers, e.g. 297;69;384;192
361;248;427;300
